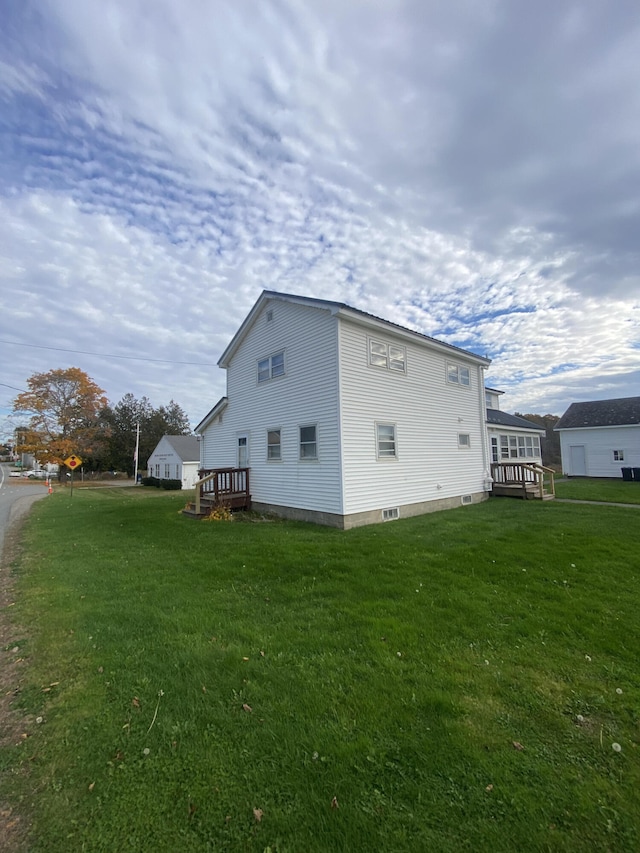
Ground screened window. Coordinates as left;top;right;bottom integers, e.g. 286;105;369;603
299;425;317;460
447;363;470;386
376;423;397;458
258;351;285;382
267;429;281;460
369;340;406;373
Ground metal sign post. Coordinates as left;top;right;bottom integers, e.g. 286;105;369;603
64;455;83;498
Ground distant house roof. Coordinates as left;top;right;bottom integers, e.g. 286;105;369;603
163;435;200;462
219;290;492;369
486;409;545;432
555;397;640;430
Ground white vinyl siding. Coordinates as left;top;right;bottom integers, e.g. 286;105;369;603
339;319;487;514
559;425;640;477
200;300;342;513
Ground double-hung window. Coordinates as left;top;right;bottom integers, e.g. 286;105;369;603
369;340;406;373
376;423;397;459
267;429;281;460
613;449;624;462
447;363;470;386
258;351;285;382
299;425;317;460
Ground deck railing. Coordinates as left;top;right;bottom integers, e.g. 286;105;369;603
194;468;251;514
491;462;555;499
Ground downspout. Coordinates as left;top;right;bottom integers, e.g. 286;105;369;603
478;365;493;492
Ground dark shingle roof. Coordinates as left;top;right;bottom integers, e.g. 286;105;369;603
486;409;544;431
555;397;640;430
164;435;200;461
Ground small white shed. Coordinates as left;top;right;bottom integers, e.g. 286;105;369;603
147;435;200;489
555;397;640;477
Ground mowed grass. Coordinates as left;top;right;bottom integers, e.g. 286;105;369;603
2;489;639;852
555;476;640;504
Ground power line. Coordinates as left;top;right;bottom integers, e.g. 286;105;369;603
0;339;217;366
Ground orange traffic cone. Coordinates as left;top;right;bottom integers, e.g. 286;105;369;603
48;479;53;495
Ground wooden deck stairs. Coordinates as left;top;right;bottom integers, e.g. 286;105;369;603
182;468;251;518
490;462;555;501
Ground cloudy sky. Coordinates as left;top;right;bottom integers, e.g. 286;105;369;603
1;0;639;437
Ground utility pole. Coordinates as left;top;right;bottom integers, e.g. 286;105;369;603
134;422;140;482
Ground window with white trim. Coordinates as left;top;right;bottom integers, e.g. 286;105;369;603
369;339;406;373
164;463;171;478
613;449;625;461
258;351;285;382
499;433;540;459
447;363;470;386
458;433;471;448
155;464;160;477
267;429;281;460
299;425;317;460
376;423;397;459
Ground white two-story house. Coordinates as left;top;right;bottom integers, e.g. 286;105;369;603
196;291;492;528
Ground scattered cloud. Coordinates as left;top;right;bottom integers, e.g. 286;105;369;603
1;0;639;437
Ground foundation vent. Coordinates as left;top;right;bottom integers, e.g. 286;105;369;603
382;507;400;521
461;494;473;505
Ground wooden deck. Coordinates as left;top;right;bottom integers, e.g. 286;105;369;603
182;468;251;518
490;462;555;501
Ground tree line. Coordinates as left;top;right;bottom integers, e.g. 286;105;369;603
11;367;191;475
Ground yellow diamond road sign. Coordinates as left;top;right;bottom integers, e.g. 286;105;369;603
64;455;82;469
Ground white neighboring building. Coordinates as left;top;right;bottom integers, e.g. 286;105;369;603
555;397;640;477
485;387;545;465
147;435;200;489
196;290;493;528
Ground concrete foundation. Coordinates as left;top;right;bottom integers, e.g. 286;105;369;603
252;491;488;529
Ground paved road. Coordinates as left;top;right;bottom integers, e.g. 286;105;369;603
0;464;50;563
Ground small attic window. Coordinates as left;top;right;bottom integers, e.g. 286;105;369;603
266;309;273;322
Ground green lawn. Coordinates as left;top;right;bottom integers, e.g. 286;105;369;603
555;476;640;504
2;489;639;852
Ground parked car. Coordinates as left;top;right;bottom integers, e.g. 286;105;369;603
22;470;48;479
9;470;22;478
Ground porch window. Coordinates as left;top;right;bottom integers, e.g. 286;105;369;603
499;433;540;459
369;339;406;373
447;363;470;386
267;429;282;460
258;351;285;382
299;425;317;460
376;423;397;459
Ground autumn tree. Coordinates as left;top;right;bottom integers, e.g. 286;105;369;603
13;368;109;466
